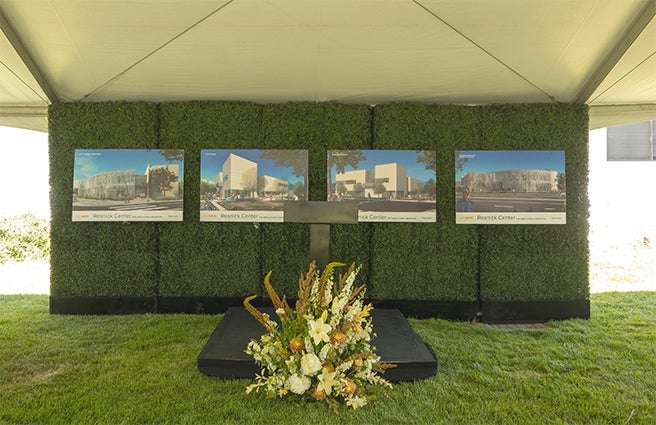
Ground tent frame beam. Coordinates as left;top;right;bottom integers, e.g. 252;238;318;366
0;8;59;104
575;0;656;104
0;105;48;117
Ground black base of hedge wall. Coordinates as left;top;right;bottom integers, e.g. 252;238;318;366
371;300;479;321
49;296;590;323
49;296;156;315
157;297;246;314
481;300;590;323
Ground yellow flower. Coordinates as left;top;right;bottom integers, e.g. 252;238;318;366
316;367;338;396
311;386;327;400
308;310;332;345
356;303;373;321
289;337;304;353
330;329;346;346
342;378;357;396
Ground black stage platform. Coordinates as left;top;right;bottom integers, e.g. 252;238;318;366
198;307;438;382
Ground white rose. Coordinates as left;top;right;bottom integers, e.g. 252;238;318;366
287;373;311;394
300;352;322;376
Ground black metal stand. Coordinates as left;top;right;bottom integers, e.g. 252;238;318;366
283;200;359;269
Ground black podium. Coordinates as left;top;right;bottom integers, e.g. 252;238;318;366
197;201;439;381
198;307;438;382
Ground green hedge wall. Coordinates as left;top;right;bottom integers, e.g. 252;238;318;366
477;104;589;301
49;102;160;296
157;102;263;297
48;101;589;310
371;104;480;301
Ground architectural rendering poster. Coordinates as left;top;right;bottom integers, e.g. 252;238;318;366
328;150;437;222
455;150;566;224
200;149;308;222
72;149;184;222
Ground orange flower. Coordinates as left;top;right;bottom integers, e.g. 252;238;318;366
311;386;327;400
330;329;346;346
289;337;304;353
342;378;357;396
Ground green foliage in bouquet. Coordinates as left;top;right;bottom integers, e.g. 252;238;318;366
243;261;395;412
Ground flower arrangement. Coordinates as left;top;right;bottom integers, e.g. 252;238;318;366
243;261;394;411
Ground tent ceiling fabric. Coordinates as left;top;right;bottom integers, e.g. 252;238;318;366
1;0;655;133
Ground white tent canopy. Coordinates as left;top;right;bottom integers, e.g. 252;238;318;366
1;0;655;133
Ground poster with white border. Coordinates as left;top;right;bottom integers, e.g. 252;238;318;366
200;149;308;222
328;150;437;223
72;149;184;222
455;150;566;224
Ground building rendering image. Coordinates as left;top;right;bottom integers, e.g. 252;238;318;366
330;150;436;202
76;169;145;200
75;164;180;201
460;169;559;193
214;153;259;199
200;149;307;221
454;150;566;221
145;164;181;199
328;150;437;222
335;163;410;199
260;175;289;198
212;153;291;199
71;149;184;222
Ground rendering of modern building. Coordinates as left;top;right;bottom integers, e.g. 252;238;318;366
334;163;410;198
75;164;180;201
261;175;289;198
213;153;290;199
218;153;258;198
334;169;374;196
76;170;144;200
145;164;181;199
76;169;145;200
375;163;407;198
408;176;423;195
461;169;559;193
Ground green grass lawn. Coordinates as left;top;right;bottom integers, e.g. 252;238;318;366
2;292;655;425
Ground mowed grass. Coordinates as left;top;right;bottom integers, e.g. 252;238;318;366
1;293;655;425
